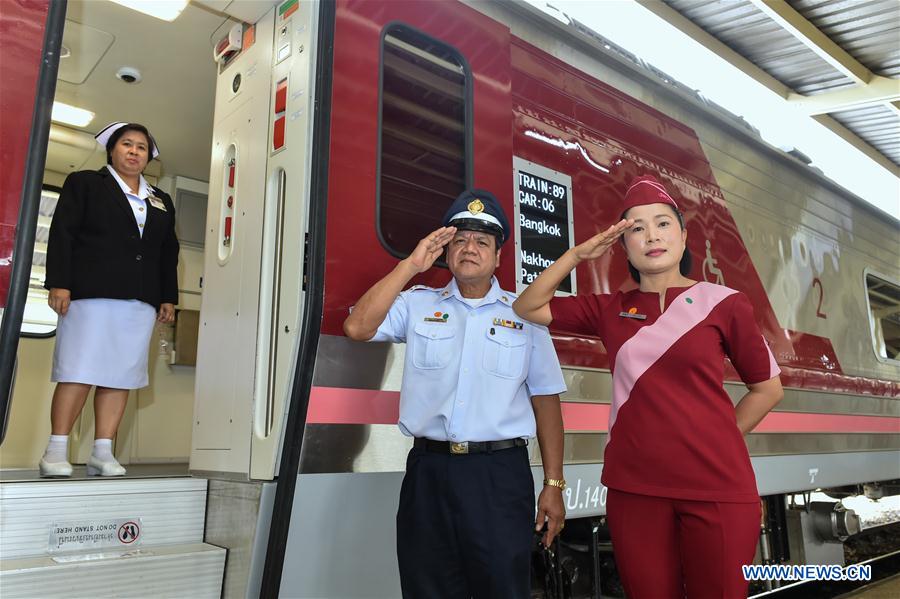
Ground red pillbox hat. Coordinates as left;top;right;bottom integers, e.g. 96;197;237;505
621;175;678;213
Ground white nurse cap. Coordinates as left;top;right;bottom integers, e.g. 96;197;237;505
94;121;160;158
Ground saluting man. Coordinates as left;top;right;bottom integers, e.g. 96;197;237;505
344;189;567;599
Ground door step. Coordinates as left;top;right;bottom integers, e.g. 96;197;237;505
1;477;207;559
0;542;225;598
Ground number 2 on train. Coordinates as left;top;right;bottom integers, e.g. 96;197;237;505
812;278;827;319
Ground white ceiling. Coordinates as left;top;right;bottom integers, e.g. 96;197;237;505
53;0;237;181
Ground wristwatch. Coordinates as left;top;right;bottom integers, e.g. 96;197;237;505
543;478;567;490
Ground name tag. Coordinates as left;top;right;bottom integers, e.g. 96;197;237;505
618;311;647;320
147;195;166;211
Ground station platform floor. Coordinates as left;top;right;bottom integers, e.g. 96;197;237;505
837;573;900;598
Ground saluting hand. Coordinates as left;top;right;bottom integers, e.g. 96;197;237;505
48;288;71;316
572;218;634;262
403;226;457;274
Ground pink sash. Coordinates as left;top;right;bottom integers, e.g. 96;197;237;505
609;283;737;436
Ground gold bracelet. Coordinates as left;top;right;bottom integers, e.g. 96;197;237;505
543;478;567;490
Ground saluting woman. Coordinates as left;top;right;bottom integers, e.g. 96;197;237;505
39;122;179;478
513;175;783;598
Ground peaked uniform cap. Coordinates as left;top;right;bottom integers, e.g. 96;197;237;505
621;175;678;213
442;188;510;245
95;121;160;158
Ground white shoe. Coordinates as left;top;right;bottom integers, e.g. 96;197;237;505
86;455;126;477
39;458;73;478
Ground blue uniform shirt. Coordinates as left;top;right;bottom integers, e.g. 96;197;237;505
370;277;567;442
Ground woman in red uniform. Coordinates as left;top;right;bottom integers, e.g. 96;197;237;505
513;175;783;598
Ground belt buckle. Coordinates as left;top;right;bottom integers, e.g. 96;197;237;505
450;441;468;454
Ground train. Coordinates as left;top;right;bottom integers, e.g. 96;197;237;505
1;0;897;597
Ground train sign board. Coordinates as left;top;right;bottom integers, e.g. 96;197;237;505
513;157;576;295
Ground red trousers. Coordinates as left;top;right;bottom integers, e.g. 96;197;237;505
607;489;761;598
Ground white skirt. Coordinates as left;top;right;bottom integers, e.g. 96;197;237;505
52;299;157;389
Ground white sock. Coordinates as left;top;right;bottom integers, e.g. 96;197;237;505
92;438;115;462
43;434;69;463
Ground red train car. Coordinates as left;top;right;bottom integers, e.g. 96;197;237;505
1;1;897;597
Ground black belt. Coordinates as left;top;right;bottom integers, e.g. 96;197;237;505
414;437;527;455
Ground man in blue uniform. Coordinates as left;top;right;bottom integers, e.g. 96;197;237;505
344;189;567;599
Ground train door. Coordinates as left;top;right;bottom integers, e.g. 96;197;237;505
272;1;518;596
2;0;228;472
190;0;319;481
0;2;232;597
1;0;326;595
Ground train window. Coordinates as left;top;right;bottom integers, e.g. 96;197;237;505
377;24;472;259
22;185;61;336
864;272;900;362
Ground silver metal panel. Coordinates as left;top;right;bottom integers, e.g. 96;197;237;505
245;482;276;599
280;452;899;595
0;542;225;599
664;0;857;94
203;479;272;599
724;384;900;417
0;478;207;559
299;424;900;475
281;472;404;598
315;335;900;411
699;141;900;381
313;333;404;391
745;434;900;455
786;508;845;567
752;450;900;495
831;104;900;166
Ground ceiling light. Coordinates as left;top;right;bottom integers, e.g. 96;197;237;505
109;0;188;22
51;101;95;127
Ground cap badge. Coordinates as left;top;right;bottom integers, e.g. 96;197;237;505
467;199;485;215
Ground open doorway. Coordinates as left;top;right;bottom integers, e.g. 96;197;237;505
3;0;233;472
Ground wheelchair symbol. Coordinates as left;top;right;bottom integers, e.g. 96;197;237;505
702;240;724;285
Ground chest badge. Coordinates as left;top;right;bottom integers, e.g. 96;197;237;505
492;317;523;330
619;307;647;320
424;311;450;323
147;195;166;211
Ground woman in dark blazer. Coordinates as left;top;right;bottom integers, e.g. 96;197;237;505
39;122;179;477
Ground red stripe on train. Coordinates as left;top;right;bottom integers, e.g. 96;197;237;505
306;386;900;433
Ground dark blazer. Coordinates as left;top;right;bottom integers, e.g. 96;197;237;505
44;168;179;309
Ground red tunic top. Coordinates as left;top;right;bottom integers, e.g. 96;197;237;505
550;282;780;503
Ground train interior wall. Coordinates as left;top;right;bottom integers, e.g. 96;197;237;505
2;179;202;472
2;2;218;470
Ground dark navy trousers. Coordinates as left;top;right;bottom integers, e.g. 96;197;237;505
396;445;535;599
